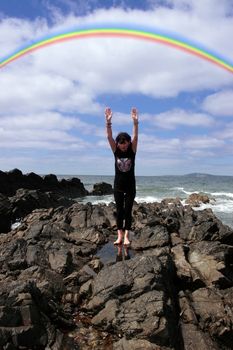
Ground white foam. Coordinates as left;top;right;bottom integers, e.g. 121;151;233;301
92;198;113;205
176;188;199;195
194;198;233;214
210;192;233;199
135;195;160;203
11;221;21;230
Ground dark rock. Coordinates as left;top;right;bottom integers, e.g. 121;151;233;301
25;172;44;188
90;182;113;195
9;188;75;222
58;177;88;197
86;254;178;347
132;224;170;250
0;168;88;197
0;193;13;233
43;174;59;187
0;200;233;349
184;287;233;348
178;291;219;350
187;241;233;288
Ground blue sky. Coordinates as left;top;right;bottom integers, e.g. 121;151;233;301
0;0;233;175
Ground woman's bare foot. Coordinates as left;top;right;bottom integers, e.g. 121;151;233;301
114;230;123;245
124;230;131;245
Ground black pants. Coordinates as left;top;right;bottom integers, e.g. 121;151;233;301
114;190;135;230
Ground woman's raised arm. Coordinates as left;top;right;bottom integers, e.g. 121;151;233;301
105;107;116;153
131;107;139;153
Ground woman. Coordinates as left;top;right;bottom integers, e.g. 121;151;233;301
105;107;139;245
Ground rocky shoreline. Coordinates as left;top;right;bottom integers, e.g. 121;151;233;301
0;170;233;349
0;169;113;233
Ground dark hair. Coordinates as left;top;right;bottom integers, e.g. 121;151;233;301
115;132;131;144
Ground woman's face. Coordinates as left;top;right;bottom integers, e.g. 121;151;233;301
117;140;130;152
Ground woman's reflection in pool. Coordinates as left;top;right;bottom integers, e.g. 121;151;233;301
116;244;131;262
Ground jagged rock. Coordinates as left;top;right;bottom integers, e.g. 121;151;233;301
171;236;197;287
0;200;232;349
188;241;233;288
178;291;219;350
132;224;170;250
85;254;178;348
9;188;75;222
191;288;232;337
176;207;233;244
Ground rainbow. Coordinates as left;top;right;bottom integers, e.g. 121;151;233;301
0;26;233;73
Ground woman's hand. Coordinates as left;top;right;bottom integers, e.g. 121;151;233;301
131;108;138;153
105;107;112;122
131;107;138;123
105;107;116;152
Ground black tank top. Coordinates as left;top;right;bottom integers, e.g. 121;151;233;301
114;144;136;192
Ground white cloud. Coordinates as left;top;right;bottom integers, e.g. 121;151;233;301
137;133;226;161
148;109;214;129
0;69;102;115
138;133;182;155
0;128;86;150
0;17;49;57
0;112;74;129
216;122;233;140
109;112;134;125
170;0;233;17
183;136;225;149
202;90;233;117
0;112;103;150
0;112;103;133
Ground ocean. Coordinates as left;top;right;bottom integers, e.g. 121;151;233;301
57;174;233;229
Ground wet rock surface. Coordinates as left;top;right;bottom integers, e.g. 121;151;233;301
0;199;233;349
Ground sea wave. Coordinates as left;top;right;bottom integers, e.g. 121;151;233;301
172;187;199;195
172;187;233;200
210;192;233;199
135;195;160;203
195;199;233;214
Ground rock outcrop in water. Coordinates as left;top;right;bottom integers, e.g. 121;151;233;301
185;192;213;207
89;182;114;196
0;168;88;198
0;198;233;349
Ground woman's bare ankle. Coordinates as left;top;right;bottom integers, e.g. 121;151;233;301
124;230;131;245
114;230;123;245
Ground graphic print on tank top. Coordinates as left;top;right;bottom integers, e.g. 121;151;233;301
116;157;132;172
